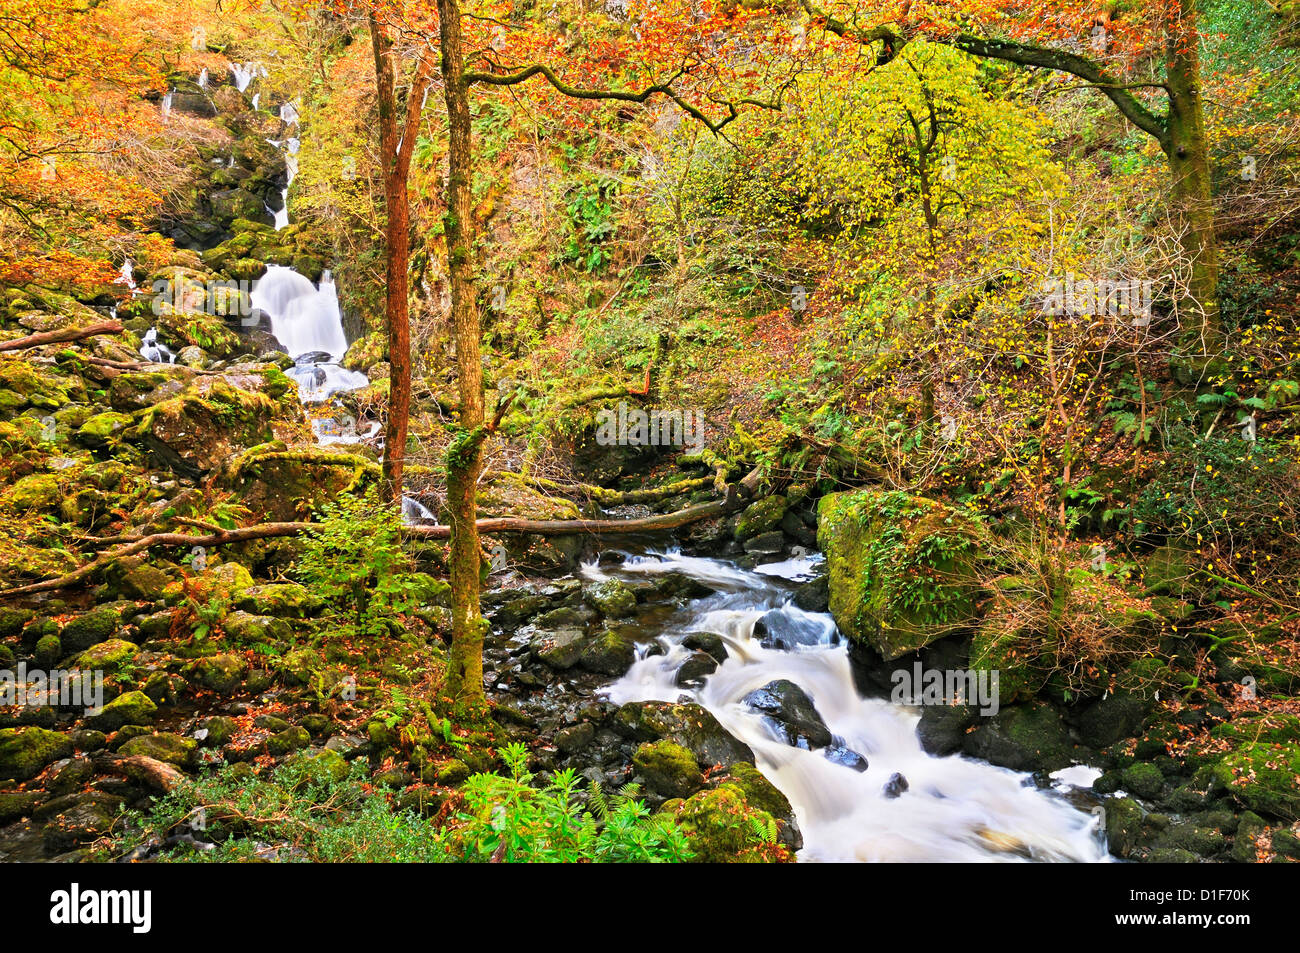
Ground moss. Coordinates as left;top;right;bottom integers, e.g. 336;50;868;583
1211;742;1300;821
583;580;637;619
670;784;788;863
816;489;983;658
234;583;324;618
734;495;787;542
34;634;61;668
0;726;73;781
60;606;121;653
1122;762;1166;799
632;740;705;798
0;606;33;638
285;747;349;784
118;732;197;767
266;726;310;756
189;653;249;694
75;412;132;448
6;473;61;512
74;639;138;672
86;691;157;731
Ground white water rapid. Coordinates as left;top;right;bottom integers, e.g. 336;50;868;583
594;550;1111;863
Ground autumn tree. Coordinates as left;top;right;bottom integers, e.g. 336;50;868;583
797;0;1224;375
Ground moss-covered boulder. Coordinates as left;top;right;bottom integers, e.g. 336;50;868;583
669;784;788;862
583;580;637;619
5;473;61;512
59;606;121;653
613;701;754;773
734;495;787;542
817;489;983;658
960;702;1076;772
189;653;248;694
85;690;157;732
633;740;705;799
579;627;637;675
285;747;350;784
73;639;139;673
75;411;132;448
0;726;73;780
118;732;198;767
222;610;292;646
234;583;324;618
1211;742;1300;821
0;606;33;638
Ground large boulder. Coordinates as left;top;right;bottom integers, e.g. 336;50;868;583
817;489;983;659
613;701;754;773
0;726;73;780
742;679;832;749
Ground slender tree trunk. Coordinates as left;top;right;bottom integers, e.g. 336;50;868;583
436;0;489;706
1162;0;1221;375
370;19;430;504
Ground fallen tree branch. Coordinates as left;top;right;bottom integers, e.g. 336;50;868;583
0;500;734;598
491;471;713;505
0;320;124;352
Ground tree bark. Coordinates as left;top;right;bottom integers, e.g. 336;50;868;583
436;0;490;706
370;18;431;504
0;320;123;351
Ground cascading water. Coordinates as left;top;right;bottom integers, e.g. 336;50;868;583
250;266;367;401
595;550;1111;863
229;61;266;93
161;90;173;120
198;68;208;88
140;328;176;364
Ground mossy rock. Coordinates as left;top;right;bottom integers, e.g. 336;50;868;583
190;653;249;694
0;726;73;780
0;606;33;638
961;702;1075;772
5;473;62;512
583;580;637;619
0;790;45;824
266;726;310;756
113;561;172;601
118;732;198;767
1210;712;1300;747
632;740;705;799
199;715;237;747
612;701;754;773
277;647;321;686
285;747;349;785
59;606;122;653
734;495;787;542
1210;743;1300;821
1122;762;1166;800
84;691;156;732
74;639;139;672
720;761;802;851
222;610;292;646
34;633;61;668
579;627;637;675
75;411;133;448
817;489;983;659
234;583;324;618
670;784;787;862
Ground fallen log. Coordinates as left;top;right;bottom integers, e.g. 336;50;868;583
0;320;124;352
0;499;733;598
95;753;187;793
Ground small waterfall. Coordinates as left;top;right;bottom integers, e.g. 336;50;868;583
229;61;265;93
161;90;173;120
280;101;300;126
115;258;136;292
274;137;299;231
252;93;261;111
249;266;367;402
140;328;176;364
402;497;435;524
198;68;208;88
597;550;1111;864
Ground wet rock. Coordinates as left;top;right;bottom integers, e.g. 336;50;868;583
743;679;832;749
583;580;637;619
734;496;787;542
752;608;832;650
742;531;785;555
529;627;587;670
38;791;127;853
961;702;1076;772
0;791;45;824
1076;692;1150;748
491;593;552;627
792;575;829;613
916;704;976;755
555;722;596;754
823;745;869;772
720;761;803;851
0;726;73;780
675;651;718;687
1104;796;1145;858
579;628;637;676
883;772;910;798
681;631;728;661
612;701;753;772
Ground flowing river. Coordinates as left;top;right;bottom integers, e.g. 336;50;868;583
588;549;1110;863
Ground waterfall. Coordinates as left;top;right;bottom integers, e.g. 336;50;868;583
198;68;208;88
250;266;367;402
596;550;1111;864
161;90;173;120
229;61;265;93
115;258;136;292
139;328;176;364
252;93;261;111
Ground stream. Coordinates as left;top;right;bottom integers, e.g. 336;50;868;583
588;550;1111;863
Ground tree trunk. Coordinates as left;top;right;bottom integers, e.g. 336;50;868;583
1162;0;1221;375
370;19;429;504
436;0;489;706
